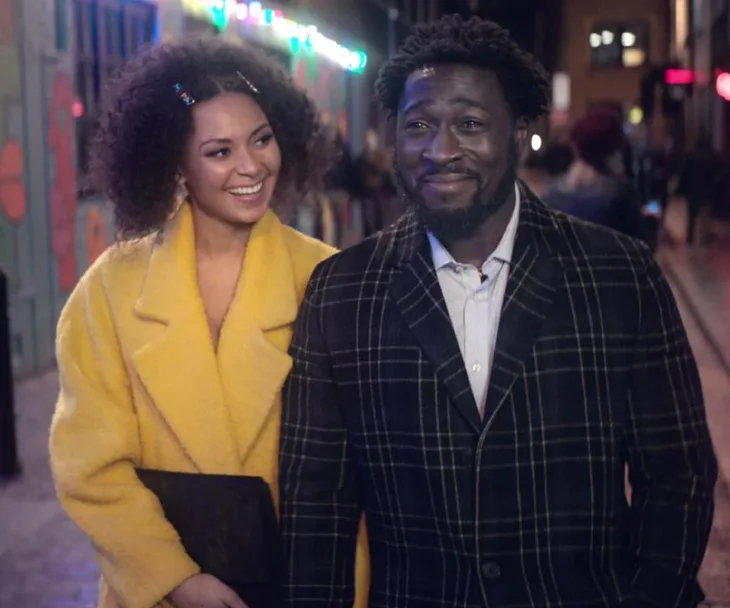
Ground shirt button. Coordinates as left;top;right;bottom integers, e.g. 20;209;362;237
481;561;501;579
472;363;481;373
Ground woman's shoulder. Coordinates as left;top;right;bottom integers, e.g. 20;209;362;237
279;222;338;268
63;235;156;318
83;235;155;286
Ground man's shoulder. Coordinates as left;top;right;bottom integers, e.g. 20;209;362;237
548;205;650;271
310;218;405;286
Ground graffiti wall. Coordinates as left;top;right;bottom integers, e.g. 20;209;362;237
0;0;26;294
47;71;112;296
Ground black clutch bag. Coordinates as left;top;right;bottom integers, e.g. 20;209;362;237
136;469;281;607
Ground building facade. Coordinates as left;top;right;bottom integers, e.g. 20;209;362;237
3;0;379;376
558;0;670;133
674;0;730;150
673;0;730;215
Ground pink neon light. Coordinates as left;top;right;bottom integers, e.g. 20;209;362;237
665;69;694;85
716;73;730;101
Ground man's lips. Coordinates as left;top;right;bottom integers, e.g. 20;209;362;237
421;173;474;183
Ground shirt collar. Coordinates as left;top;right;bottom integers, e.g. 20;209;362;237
428;182;521;272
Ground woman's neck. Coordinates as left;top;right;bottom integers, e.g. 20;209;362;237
190;205;251;259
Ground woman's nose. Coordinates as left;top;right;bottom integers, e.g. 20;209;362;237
233;148;261;176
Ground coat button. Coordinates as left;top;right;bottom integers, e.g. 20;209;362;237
481;561;501;579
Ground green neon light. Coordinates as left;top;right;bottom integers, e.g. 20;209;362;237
199;0;367;73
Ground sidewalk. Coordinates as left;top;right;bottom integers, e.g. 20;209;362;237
659;199;730;375
658;199;730;487
0;371;100;607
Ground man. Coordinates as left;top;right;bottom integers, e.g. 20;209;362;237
279;15;717;608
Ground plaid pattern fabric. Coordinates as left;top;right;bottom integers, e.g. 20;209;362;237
279;183;717;608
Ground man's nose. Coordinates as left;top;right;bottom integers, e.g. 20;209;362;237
423;125;463;166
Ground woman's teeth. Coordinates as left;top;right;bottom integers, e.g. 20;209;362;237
228;182;263;196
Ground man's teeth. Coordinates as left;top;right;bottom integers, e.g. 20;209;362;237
228;183;263;195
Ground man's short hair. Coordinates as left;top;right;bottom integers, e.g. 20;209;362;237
375;14;551;121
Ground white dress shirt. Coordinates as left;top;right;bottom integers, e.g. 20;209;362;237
427;183;521;418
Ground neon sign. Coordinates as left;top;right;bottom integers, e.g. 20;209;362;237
665;68;694;85
198;0;367;73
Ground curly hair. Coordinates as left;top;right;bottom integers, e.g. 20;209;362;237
375;14;551;121
89;36;332;239
570;110;624;169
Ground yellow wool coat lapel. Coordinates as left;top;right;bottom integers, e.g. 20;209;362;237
131;206;295;473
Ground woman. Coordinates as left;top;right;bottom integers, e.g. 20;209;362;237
49;37;369;608
542;110;645;241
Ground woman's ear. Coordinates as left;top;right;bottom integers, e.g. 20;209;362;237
175;174;188;202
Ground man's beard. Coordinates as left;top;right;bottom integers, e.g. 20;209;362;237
395;141;518;244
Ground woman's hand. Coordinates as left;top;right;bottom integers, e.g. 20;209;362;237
168;573;249;608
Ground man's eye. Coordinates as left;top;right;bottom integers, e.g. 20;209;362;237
462;119;483;129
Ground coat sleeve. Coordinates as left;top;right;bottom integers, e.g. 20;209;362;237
279;260;363;606
49;267;200;608
624;252;717;607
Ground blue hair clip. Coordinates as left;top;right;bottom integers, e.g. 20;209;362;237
173;82;196;106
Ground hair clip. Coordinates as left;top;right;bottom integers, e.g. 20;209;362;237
173;82;196;106
237;71;259;94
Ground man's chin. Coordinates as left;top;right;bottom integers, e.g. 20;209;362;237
419;194;474;213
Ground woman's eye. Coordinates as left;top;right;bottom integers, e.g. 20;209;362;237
255;133;274;146
206;148;230;158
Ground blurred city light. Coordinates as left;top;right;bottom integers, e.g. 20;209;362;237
716;72;730;101
185;0;368;72
628;106;643;125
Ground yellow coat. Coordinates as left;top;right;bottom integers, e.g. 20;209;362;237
50;205;369;608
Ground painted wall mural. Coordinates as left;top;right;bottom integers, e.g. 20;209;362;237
47;69;112;292
49;71;78;292
0;139;26;224
0;0;24;292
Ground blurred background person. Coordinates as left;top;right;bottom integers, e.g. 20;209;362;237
541;125;574;178
542;110;646;242
676;128;724;250
354;128;397;237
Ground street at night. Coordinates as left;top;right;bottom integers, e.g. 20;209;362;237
2;0;730;605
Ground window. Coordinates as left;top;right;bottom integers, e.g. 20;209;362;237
589;20;649;68
74;0;156;195
55;0;69;51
